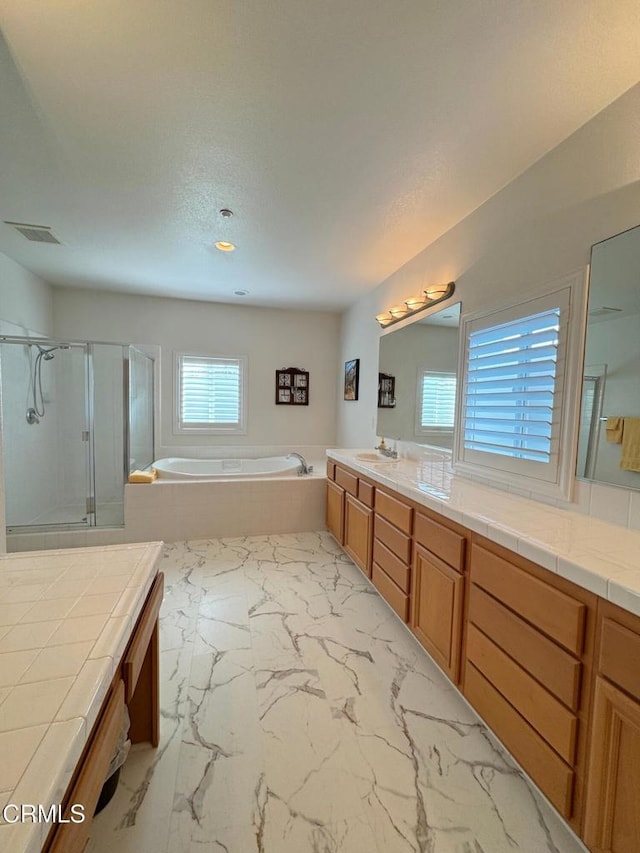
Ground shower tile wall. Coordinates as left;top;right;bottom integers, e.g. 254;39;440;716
0;329;58;526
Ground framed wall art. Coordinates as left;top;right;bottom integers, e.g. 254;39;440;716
344;358;360;401
275;367;309;405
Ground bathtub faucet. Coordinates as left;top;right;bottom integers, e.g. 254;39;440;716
287;453;313;475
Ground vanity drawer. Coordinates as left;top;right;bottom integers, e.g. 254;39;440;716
123;572;164;702
467;623;578;764
469;584;581;711
372;563;409;622
48;680;125;853
335;466;358;496
374;515;411;564
375;489;412;534
414;512;465;572
471;544;586;655
326;461;336;480
599;616;640;701
465;663;574;818
358;479;375;508
373;538;410;593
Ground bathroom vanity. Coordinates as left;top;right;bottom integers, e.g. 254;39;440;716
0;541;163;853
327;450;640;852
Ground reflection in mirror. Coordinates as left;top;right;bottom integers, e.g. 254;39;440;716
578;224;640;489
377;303;461;448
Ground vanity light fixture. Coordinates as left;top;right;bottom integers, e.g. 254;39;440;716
375;281;455;328
215;241;236;252
389;304;409;318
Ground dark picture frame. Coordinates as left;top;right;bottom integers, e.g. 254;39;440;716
275;367;309;405
344;358;360;401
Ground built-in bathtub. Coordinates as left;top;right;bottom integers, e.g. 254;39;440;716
153;455;302;480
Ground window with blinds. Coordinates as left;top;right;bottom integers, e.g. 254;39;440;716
457;285;574;490
463;308;561;463
417;371;456;433
175;354;246;432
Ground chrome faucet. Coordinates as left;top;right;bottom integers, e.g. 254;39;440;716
287;452;313;475
375;441;398;459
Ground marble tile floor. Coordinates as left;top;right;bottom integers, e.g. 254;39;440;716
87;531;588;853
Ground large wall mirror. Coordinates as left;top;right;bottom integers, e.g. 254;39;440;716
377;303;461;448
578;224;640;489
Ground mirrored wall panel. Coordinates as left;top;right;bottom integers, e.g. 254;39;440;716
377;303;461;447
578;224;640;489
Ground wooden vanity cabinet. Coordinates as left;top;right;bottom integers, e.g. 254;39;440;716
344;493;373;576
411;511;466;683
326;479;345;544
371;489;413;621
464;538;596;830
328;464;375;573
584;601;640;852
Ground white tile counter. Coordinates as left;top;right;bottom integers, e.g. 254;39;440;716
328;449;640;616
0;541;162;853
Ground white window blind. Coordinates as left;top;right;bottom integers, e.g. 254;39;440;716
418;371;456;431
177;355;244;431
463;307;561;463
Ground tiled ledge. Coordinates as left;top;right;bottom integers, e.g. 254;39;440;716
328;449;640;617
0;542;162;853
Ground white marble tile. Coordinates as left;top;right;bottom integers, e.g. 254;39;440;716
193;594;251;654
86;533;587;853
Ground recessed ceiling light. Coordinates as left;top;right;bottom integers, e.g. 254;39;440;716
215;241;236;252
234;289;249;297
219;208;234;218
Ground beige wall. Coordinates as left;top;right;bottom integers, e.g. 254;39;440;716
337;83;640;452
53;289;340;452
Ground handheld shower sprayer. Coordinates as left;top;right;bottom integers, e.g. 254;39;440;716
25;343;59;424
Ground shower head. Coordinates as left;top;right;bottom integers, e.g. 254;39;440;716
37;345;56;360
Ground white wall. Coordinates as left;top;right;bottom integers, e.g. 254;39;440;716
337;83;640;459
0;254;54;550
53;289;340;454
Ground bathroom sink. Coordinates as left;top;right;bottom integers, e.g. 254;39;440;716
356;452;398;463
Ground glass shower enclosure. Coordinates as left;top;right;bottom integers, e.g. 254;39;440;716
0;336;154;533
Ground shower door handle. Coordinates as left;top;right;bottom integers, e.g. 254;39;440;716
81;430;89;442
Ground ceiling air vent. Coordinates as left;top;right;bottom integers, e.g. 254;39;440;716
4;221;62;244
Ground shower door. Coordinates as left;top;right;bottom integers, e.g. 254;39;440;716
1;339;94;531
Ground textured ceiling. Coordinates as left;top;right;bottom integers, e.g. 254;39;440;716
0;1;639;310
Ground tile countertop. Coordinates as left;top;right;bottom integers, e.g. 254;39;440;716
0;541;163;853
327;449;640;617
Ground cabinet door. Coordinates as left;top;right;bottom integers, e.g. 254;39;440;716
584;676;640;853
326;480;345;545
344;494;373;577
411;544;464;682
